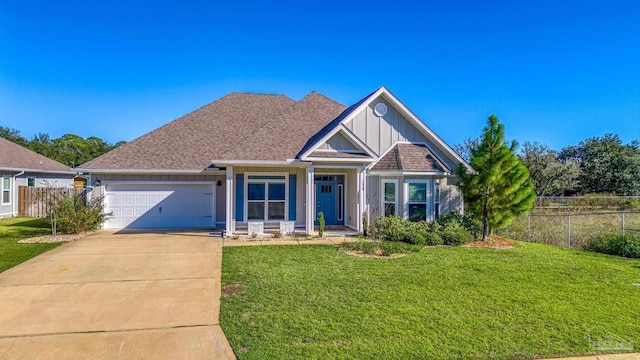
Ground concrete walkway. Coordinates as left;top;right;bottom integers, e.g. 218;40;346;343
0;231;235;359
223;237;359;247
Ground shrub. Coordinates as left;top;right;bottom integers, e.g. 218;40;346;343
374;216;466;246
620;198;640;210
440;222;475;246
362;210;369;237
341;240;421;256
585;233;640;258
423;231;444;246
318;211;325;238
56;193;110;234
343;240;376;254
374;216;405;242
378;241;421;255
437;210;481;237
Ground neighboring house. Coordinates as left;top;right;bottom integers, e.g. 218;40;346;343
78;87;470;233
0;137;75;218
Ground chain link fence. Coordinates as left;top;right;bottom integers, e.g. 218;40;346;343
497;212;640;249
534;196;640;211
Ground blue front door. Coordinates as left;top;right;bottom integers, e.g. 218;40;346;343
316;181;337;225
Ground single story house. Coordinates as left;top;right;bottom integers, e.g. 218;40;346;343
0;137;75;218
78;87;470;234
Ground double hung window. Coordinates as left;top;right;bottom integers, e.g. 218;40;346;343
382;180;398;216
2;177;10;204
407;182;427;222
247;175;286;221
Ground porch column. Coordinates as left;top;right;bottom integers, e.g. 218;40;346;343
361;167;368;229
225;166;234;236
305;166;315;235
356;166;367;233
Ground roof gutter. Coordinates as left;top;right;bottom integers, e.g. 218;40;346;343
74;168;219;174
0;167;75;175
210;159;312;167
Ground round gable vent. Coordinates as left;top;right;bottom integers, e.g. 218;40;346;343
374;102;388;117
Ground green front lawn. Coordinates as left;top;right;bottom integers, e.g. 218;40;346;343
221;243;640;359
0;217;60;273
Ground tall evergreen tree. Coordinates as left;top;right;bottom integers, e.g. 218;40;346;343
457;115;535;241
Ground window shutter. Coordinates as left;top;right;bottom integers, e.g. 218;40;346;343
288;175;296;220
235;174;244;221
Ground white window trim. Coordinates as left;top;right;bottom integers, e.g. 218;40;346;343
381;179;398;217
2;177;11;205
27;177;36;187
403;179;431;221
337;184;344;221
244;173;289;222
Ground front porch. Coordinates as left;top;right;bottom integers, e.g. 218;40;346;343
223;164;368;237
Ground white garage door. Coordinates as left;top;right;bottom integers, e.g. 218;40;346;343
104;183;214;229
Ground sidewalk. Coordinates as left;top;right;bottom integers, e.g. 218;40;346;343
223;236;359;247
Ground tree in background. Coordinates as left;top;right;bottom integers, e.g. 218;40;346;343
0;126;29;147
457;115;535;241
452;136;478;162
559;134;640;195
521;141;580;196
0;127;125;167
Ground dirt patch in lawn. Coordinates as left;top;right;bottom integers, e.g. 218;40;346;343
463;236;517;249
222;284;245;296
18;232;94;244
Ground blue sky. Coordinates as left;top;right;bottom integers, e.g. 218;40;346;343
1;0;638;150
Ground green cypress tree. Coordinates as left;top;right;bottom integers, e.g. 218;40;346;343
457;115;535;241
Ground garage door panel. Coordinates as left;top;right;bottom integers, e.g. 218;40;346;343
104;184;214;229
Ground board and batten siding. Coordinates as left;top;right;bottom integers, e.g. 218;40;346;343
345;97;459;169
319;132;360;151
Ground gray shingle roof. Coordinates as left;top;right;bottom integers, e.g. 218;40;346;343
217;92;346;161
307;151;372;159
0;137;72;173
371;143;450;172
81;93;296;170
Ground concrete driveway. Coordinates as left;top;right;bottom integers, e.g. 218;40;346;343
0;230;235;359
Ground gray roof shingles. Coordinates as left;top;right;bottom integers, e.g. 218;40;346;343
372;143;449;172
217;92;346;161
307;151;371;159
80;90;448;172
81;93;296;170
0;137;72;173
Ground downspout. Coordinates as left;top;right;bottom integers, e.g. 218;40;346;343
13;171;24;216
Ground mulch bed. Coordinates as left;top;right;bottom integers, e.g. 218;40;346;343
17;232;94;244
338;248;409;259
463;236;517;249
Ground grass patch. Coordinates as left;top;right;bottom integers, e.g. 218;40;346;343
0;217;60;273
221;243;640;359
